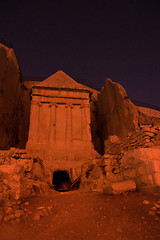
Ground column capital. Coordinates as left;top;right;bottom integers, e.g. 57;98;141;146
67;103;73;108
52;103;58;108
80;104;85;109
49;103;53;108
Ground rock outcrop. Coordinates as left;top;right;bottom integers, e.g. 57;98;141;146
0;43;30;149
96;78;139;153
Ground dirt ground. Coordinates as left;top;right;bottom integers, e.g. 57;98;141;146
0;190;160;240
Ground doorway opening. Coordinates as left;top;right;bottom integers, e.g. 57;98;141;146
52;170;81;192
52;170;71;192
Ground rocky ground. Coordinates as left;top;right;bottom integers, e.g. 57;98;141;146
0;189;160;240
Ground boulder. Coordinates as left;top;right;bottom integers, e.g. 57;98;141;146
96;78;139;153
32;162;44;180
103;180;136;194
121;148;160;193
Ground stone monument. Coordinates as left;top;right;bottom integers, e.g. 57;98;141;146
27;70;95;169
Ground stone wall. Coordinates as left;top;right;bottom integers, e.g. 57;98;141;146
105;125;160;157
80;123;160;193
0;43;30;149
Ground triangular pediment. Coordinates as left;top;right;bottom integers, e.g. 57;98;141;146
37;70;88;90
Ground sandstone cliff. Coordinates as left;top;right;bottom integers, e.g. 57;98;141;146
0;43;30;149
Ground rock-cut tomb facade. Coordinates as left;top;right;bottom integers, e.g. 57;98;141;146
27;71;95;168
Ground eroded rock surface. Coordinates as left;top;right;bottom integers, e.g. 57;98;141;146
96;78;139;153
0;43;30;149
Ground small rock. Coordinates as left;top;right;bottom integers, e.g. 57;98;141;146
143;200;150;205
24;202;30;206
7;202;12;207
27;211;32;215
34;213;41;221
11;154;20;159
15;210;23;218
154;203;160;209
5;207;12;215
48;206;53;211
4;216;10;222
151;206;157;211
20;154;31;159
9;214;15;220
149;211;155;216
37;206;45;210
3;179;8;185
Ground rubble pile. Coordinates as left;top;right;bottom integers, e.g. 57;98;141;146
102;125;160;175
0;149;49;222
80;125;160;194
105;125;160;157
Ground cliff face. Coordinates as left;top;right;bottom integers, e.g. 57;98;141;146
0;43;30;149
95;78;139;153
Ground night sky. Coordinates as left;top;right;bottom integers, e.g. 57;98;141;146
0;0;160;107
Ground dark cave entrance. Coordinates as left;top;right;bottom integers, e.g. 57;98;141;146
52;170;72;192
52;170;81;192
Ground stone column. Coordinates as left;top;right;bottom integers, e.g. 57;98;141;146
27;101;40;146
48;104;53;144
80;105;85;142
48;104;57;147
70;104;73;141
65;105;68;142
54;104;57;142
65;104;73;142
71;104;82;142
39;103;52;144
84;103;91;142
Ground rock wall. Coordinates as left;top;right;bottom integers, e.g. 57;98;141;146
95;78;139;153
0;43;30;149
105;125;160;157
